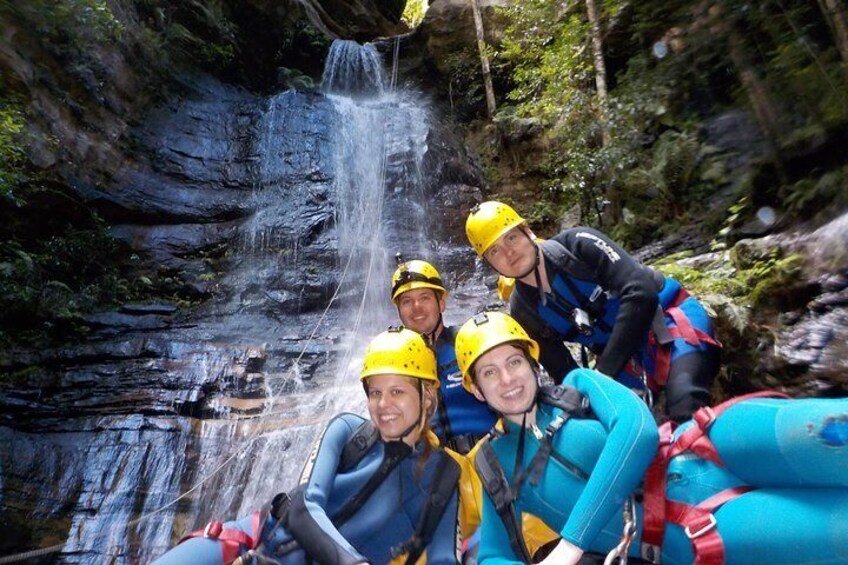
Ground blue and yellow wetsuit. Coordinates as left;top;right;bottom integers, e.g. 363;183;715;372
433;326;498;453
478;369;848;565
510;228;719;420
154;413;460;565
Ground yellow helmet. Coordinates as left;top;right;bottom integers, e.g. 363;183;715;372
391;259;447;303
497;275;516;301
455;311;539;392
465;201;527;256
360;326;439;387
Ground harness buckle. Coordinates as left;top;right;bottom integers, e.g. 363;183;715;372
684;514;717;539
203;520;224;539
694;406;717;430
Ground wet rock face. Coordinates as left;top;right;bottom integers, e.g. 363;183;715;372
417;0;510;76
239;0;408;44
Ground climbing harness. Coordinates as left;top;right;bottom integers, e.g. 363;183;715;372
474;385;592;563
647;287;721;388
262;430;459;565
639;390;790;565
178;512;262;564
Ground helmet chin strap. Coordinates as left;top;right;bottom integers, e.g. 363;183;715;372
422;314;444;346
513;240;546;307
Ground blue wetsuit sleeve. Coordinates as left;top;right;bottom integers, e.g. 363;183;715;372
476;483;524;565
559;369;658;548
553;229;659;378
286;414;366;565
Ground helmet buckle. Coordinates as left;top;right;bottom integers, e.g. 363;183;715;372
473;312;490;326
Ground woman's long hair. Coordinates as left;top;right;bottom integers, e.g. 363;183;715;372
416;380;439;478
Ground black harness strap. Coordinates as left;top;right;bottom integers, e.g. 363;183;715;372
391;453;461;564
475;441;535;564
538;239;613;334
527;385;593;486
332;440;411;526
475;386;594;563
339;420;381;472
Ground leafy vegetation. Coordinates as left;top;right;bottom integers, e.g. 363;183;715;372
402;0;428;28
0;216;132;347
0;92;26;206
481;0;848;246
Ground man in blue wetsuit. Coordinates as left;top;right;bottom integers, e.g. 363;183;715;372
391;258;498;454
466;201;721;422
454;311;848;565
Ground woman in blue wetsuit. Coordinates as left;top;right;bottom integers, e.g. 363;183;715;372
153;327;461;565
454;311;848;565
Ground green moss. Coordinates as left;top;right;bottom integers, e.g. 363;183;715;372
652;245;804;309
0;92;27;205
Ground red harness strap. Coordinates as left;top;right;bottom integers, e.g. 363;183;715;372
650;288;721;387
666;486;754;565
178;511;261;563
641;391;790;563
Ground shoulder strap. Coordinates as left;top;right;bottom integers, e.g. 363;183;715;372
474;442;535;563
440;324;460;344
520;387;592;489
392;453;462;565
333;440;411;526
538;385;592;418
339;420;380;473
538;239;579;274
539;239;612;330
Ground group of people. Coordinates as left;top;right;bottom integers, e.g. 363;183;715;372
155;201;848;565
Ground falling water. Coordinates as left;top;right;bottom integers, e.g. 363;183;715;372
130;39;434;560
322;40;387;97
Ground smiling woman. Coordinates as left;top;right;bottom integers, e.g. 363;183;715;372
153;327;463;565
454;312;848;565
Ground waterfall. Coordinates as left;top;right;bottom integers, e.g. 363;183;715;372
321;40;388;97
126;39;434;561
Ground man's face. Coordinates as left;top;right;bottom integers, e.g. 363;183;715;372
471;344;538;417
483;227;536;278
396;288;446;334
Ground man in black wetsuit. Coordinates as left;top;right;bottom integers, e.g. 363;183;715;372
465;201;720;421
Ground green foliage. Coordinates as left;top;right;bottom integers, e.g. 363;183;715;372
0;216;138;346
444;47;488;119
488;0;848;248
3;0;125;47
710;195;751;251
1;0;124;96
151;0;238;70
402;0;427;28
780;169;846;217
498;0;595;121
0;96;26;206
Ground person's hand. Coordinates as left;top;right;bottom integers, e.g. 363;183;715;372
536;539;584;565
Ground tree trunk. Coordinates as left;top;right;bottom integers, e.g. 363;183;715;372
818;0;848;67
470;0;496;117
585;0;610;146
725;26;786;181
